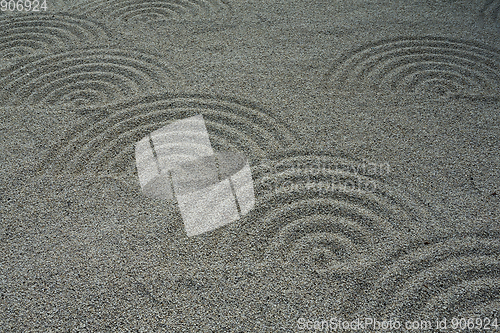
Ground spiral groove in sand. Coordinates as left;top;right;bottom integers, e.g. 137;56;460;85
365;236;500;319
70;0;231;24
324;37;500;98
0;13;110;61
36;94;297;182
0;48;182;107
222;150;439;276
480;0;500;29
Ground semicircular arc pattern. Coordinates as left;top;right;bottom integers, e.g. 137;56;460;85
324;37;500;99
0;12;111;62
0;48;183;107
69;0;231;24
220;149;442;278
360;236;500;320
35;93;298;183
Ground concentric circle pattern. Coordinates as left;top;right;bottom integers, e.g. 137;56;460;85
361;236;500;320
69;0;231;24
324;37;500;99
0;12;110;61
222;149;441;278
35;93;297;182
480;0;500;29
0;48;182;107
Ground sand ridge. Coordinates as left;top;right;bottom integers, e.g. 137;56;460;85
1;0;499;331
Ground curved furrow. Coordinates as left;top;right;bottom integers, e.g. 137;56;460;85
69;0;231;24
324;37;500;99
263;214;375;276
0;13;111;60
0;48;182;107
363;236;500;320
35;94;298;182
424;277;500;318
219;150;441;276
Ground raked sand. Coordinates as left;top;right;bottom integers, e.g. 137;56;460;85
1;0;499;331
